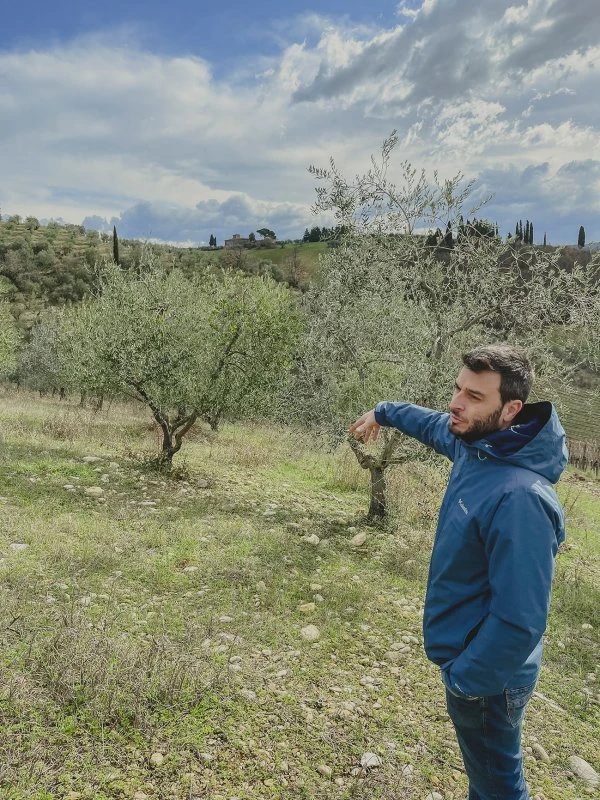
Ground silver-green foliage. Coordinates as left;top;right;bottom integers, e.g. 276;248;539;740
27;262;300;463
290;133;600;515
0;303;20;378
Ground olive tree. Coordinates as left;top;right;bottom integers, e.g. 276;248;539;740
0;303;20;379
29;262;299;468
288;133;600;519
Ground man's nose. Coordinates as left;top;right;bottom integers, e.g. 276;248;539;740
449;394;464;412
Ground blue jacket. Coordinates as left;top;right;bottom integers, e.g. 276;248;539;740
374;400;567;697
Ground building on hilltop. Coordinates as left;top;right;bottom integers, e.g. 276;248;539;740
224;233;277;250
224;234;250;249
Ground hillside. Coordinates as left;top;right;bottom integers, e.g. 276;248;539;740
0;217;328;331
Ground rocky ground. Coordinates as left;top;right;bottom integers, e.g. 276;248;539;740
0;393;598;799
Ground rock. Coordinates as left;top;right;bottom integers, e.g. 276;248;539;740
317;764;333;778
84;486;104;497
198;752;213;763
301;625;320;642
384;650;407;663
390;642;411;652
303;534;320;546
9;543;28;552
183;566;198;573
63;484;75;490
568;756;598;786
425;794;443;800
350;532;367;547
218;615;233;623
581;623;594;631
255;581;267;592
134;793;149;800
82;456;103;463
298;602;316;613
239;689;257;702
197;479;209;488
360;752;382;768
310;583;323;591
150;752;164;768
532;743;550;763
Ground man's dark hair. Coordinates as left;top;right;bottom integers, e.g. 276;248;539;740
462;344;533;404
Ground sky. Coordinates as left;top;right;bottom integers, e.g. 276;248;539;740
1;0;599;245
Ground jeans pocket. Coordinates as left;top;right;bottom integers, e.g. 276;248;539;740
504;682;536;728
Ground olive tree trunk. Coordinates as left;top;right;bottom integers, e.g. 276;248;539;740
348;430;403;520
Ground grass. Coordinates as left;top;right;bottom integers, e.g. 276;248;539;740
0;390;598;799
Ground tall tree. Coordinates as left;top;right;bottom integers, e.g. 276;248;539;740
525;221;530;244
112;225;120;265
444;221;454;249
529;222;534;245
578;226;586;248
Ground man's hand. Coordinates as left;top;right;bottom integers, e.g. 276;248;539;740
349;409;381;443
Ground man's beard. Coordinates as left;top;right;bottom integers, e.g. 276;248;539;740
449;404;504;443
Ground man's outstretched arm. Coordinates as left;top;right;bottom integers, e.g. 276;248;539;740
350;402;457;461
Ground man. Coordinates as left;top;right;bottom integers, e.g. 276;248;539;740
349;344;567;800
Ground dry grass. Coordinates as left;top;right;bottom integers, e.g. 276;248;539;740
0;389;598;800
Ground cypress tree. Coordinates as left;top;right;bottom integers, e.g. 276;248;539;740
113;225;120;264
525;221;530;244
529;222;534;245
515;222;519;239
578;226;585;248
543;232;547;247
444;221;454;249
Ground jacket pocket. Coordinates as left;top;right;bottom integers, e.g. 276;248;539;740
504;682;536;728
463;618;485;649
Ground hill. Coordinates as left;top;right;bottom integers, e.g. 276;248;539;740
0;217;326;331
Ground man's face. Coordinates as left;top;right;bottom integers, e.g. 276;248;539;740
448;367;509;441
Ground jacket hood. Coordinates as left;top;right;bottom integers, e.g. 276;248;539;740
468;402;568;484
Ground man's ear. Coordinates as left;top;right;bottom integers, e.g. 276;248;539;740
503;399;523;424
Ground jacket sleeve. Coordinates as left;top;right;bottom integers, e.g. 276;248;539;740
374;401;456;462
442;483;563;698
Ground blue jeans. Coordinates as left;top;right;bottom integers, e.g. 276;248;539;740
445;682;536;800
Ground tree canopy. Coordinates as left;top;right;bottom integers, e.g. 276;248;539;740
288;132;600;517
26;261;300;467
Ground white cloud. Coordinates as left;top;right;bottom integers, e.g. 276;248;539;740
0;2;599;243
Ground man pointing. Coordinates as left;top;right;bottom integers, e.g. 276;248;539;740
350;344;567;800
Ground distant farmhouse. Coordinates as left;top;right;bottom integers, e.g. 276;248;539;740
224;233;276;250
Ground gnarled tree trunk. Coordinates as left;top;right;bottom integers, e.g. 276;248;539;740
348;429;403;520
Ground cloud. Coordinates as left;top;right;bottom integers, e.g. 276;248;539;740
1;3;599;244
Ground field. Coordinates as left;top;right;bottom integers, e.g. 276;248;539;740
0;392;598;800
